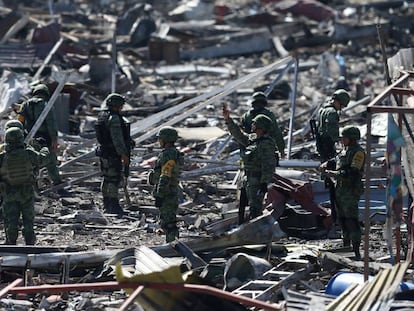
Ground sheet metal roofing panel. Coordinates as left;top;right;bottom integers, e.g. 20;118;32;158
0;43;43;68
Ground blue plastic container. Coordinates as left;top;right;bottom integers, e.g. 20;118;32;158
326;272;414;297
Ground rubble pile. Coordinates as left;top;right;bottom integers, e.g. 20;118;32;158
0;0;413;310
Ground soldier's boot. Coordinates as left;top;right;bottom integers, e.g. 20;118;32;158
108;198;124;218
165;223;179;243
352;241;361;260
5;229;17;245
24;235;36;246
103;197;112;213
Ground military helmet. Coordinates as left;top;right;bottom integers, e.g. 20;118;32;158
156;126;178;142
5;120;23;130
252;114;272;132
251;91;267;106
332;89;350;107
5;127;24;144
32;84;50;97
340;126;361;140
105;93;125;107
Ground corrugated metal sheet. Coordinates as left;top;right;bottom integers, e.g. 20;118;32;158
0;43;43;68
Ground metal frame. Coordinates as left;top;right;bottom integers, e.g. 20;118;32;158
364;70;414;280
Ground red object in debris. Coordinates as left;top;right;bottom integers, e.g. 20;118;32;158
214;5;231;23
270;173;331;216
261;0;337;22
31;22;61;44
266;187;288;220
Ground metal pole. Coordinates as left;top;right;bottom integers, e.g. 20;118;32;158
0;278;23;297
9;282;283;310
287;57;299;159
364;109;372;281
264;59;295;97
119;285;145;311
32;38;64;82
111;23;117;93
48;0;55;23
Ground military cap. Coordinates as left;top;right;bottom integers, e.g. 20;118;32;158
340;126;361;140
156;126;178;142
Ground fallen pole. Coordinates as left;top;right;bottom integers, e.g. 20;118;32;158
8;281;283;310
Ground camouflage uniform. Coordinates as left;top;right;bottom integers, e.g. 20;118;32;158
226;115;276;219
95;93;133;216
0;128;49;245
316;102;339;161
333;126;365;258
149;126;184;242
0;120;25;153
17;84;62;184
316;89;350;162
240;92;285;155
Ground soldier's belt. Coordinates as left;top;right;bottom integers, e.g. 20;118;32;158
246;171;261;178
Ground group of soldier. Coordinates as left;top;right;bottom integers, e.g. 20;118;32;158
94;93;183;242
224;88;365;260
0;84;60;245
0;83;366;251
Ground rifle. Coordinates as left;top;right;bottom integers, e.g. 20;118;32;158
309;119;322;153
122;121;135;208
123;159;131;208
236;169;248;225
123;138;135;208
324;159;337;222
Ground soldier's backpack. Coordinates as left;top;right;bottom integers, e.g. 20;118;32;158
0;148;33;186
94;110;111;146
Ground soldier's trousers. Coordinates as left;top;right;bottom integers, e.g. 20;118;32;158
158;193;179;242
3;186;35;245
335;186;361;244
100;156;122;199
245;176;265;219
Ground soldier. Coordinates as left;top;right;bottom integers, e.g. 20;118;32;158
0;127;49;245
315;89;350;162
148;126;184;243
315;89;350;223
0;120;25;153
240;91;285;158
95;93;133;217
17;83;63;186
320;126;365;259
223;105;276;219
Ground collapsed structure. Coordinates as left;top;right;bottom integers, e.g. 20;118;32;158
0;0;413;310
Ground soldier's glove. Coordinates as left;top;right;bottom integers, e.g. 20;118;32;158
155;196;162;208
257;183;268;197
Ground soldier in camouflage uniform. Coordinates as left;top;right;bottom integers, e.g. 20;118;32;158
17;83;62;185
0;127;49;245
148;126;184;242
240;91;285;158
316;89;350;162
320;126;365;259
223;106;276;219
95;93;133;217
0;120;25;153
